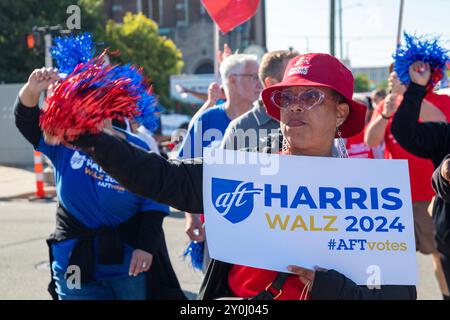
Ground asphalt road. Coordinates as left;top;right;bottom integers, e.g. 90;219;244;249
0;199;441;300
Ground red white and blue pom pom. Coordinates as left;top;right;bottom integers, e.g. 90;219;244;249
51;32;95;75
40;51;159;141
111;64;160;132
393;32;449;90
41;32;160;140
183;241;204;271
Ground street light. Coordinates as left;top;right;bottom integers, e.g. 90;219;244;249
26;33;36;49
32;25;63;68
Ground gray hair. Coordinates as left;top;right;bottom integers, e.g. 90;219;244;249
220;54;259;91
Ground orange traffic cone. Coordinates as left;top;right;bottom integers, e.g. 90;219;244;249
33;151;45;198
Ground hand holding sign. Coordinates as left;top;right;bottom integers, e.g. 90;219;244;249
203;148;417;285
287;265;329;291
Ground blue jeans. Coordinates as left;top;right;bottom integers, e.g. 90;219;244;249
54;270;147;300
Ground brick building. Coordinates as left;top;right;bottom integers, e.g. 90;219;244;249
104;0;267;74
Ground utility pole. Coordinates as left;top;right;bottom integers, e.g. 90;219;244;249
346;41;350;60
136;0;143;13
44;34;53;68
214;24;220;80
29;25;62;199
338;0;343;59
396;0;405;46
32;25;62;68
330;0;336;56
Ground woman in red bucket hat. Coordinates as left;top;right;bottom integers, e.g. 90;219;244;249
262;53;367;144
48;53;415;300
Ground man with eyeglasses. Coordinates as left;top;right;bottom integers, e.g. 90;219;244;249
220;50;298;152
177;54;263;270
178;53;262;160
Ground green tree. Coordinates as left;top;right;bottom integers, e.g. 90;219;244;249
105;13;184;108
77;0;106;39
354;74;370;93
377;80;388;91
0;0;104;83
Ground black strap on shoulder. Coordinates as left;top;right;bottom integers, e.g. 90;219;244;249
250;272;291;300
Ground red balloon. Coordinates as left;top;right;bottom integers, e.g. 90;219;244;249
201;0;260;33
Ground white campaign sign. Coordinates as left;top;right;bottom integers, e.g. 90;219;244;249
203;148;417;285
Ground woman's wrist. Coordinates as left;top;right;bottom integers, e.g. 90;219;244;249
380;112;393;120
19;84;41;108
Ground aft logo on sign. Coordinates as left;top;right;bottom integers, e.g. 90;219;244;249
212;178;262;224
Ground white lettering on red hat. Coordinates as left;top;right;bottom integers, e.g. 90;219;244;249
294;56;311;66
288;57;311;76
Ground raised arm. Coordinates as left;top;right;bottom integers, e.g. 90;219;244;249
364;94;397;147
365;72;404;148
391;62;450;162
73;132;204;213
14;68;59;147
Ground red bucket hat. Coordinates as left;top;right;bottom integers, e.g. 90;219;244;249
261;53;367;138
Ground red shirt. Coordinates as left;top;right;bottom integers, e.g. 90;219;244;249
372;99;434;202
228;265;308;300
425;92;450;120
227;95;447;298
227;149;312;301
346;129;374;159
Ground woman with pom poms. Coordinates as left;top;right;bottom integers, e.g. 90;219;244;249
366;33;450;300
61;53;416;300
391;34;450;300
14;34;186;300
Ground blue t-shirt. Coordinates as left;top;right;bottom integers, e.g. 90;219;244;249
178;104;231;159
41;127;169;280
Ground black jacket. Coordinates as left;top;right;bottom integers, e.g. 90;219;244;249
432;155;450;257
69;127;416;300
391;83;450;256
14;99;186;300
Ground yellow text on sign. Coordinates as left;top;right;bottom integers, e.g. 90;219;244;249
265;213;338;232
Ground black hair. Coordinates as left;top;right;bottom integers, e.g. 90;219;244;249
331;90;347;104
